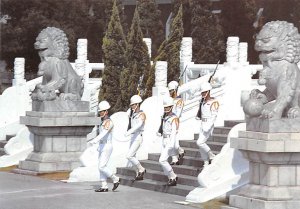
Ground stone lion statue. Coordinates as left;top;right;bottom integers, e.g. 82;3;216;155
244;21;300;119
31;27;83;101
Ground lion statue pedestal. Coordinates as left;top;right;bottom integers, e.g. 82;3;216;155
223;21;300;209
14;27;100;175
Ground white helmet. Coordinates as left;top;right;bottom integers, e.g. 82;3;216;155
200;82;212;93
98;101;111;112
163;96;174;107
168;81;179;91
130;95;142;105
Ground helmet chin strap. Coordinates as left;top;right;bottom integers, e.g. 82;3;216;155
131;104;139;112
164;106;173;113
100;110;108;118
203;91;209;100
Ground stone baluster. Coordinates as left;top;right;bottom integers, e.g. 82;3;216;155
13;57;26;86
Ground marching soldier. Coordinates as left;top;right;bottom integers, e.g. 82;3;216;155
88;101;120;192
125;95;147;181
196;82;219;167
168;81;185;165
159;96;179;186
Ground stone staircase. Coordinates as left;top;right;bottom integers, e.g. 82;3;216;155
0;134;15;156
116;120;243;196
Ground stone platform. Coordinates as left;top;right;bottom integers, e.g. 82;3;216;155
14;110;100;174
222;126;300;209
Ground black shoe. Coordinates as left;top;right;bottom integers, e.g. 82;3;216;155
95;188;108;192
170;161;179;166
112;180;120;191
178;152;185;165
135;169;146;181
167;177;178;186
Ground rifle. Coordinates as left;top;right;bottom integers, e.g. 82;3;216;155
137;74;144;96
127;108;133;131
178;64;188;83
196;60;220;119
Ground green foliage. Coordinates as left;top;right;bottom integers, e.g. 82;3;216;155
190;0;225;64
99;0;127;113
137;0;164;58
115;6;151;111
221;0;258;63
171;0;191;36
145;5;183;97
1;0;126;74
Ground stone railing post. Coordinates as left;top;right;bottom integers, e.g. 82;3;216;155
75;39;90;85
226;37;239;64
12;57;26;86
152;61;168;97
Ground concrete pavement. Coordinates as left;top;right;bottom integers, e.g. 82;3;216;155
0;172;204;209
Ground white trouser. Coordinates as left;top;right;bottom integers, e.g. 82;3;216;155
159;137;177;179
171;138;184;162
196;120;214;161
127;134;144;171
98;143;113;183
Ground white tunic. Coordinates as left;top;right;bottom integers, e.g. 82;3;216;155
126;110;146;137
89;118;113;145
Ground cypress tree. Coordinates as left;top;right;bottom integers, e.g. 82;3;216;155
115;7;151;111
190;0;225;63
137;0;164;58
145;5;183;97
99;0;127;113
221;0;257;63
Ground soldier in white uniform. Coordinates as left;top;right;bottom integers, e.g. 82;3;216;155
159;96;179;186
125;95;146;181
88;101;120;192
168;81;185;165
196;82;219;167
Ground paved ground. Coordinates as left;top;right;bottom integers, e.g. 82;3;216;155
0;172;212;209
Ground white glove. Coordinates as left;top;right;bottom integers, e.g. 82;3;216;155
156;132;162;137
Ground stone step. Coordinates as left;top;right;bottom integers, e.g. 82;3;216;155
148;153;204;167
183;147;218;158
118;174;195;197
140;160;201;177
213;126;232;135
224;120;244;128
0;140;7;148
117;167;198;187
180;140;225;151
194;133;228;143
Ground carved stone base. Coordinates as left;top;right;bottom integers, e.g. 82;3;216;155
224;130;300;209
246;117;300;133
17;111;99;174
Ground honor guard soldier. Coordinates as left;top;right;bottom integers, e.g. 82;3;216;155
196;82;219;167
88;101;120;192
159;96;179;186
124;95;147;181
168;81;185;165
